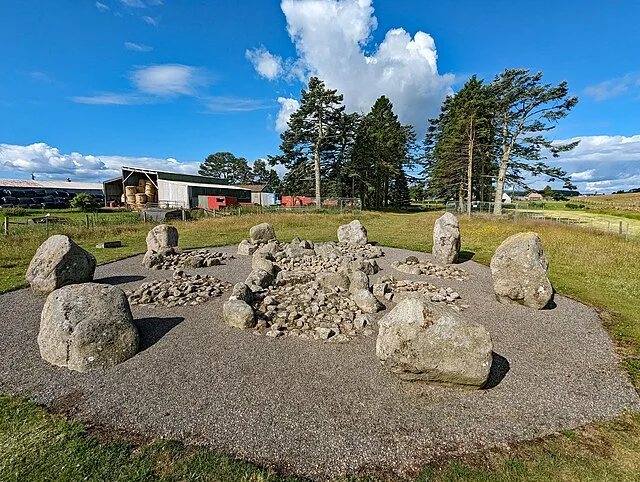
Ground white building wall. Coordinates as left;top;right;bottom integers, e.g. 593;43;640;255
251;192;261;205
261;192;275;206
158;179;189;208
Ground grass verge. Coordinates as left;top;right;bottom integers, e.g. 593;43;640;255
1;211;639;480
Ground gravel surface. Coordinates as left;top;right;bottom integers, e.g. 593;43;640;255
1;244;638;480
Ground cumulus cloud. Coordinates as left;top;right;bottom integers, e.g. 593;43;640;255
584;74;640;101
124;41;153;52
253;0;453;133
569;169;596;181
96;1;110;12
132;64;205;96
275;97;300;131
246;47;284;81
0;143;199;183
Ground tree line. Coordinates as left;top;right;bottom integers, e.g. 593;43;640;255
200;68;578;214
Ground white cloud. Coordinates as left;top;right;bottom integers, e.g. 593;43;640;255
71;93;150;105
120;0;146;7
96;1;110;12
124;41;153;52
553;135;640;163
206;97;273;112
569;169;596;181
131;64;205;96
584;74;640;101
252;0;453;132
245;47;283;81
0;143;199;183
275;97;300;132
142;15;159;26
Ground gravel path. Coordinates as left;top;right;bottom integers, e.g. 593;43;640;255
1;244;638;479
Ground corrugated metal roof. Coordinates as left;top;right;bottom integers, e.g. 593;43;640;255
0;179;103;190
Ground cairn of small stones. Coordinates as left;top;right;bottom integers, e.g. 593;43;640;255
373;275;465;311
127;270;232;307
147;249;234;270
391;255;468;280
252;280;376;342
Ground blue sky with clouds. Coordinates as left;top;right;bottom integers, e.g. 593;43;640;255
1;0;639;193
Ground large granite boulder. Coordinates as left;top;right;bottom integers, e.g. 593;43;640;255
376;298;493;388
26;235;96;295
490;232;553;309
353;289;384;313
432;212;460;265
337;220;368;245
146;224;179;253
250;223;276;244
38;283;139;372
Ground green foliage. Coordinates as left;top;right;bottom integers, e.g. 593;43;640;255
566;202;586;209
542;185;554;199
1;207;28;217
350;96;414;208
199;152;253;183
70;193;99;212
490;68;579;213
252;159;281;192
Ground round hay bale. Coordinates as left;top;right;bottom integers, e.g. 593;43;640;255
125;186;138;195
135;193;147;204
138;178;147;187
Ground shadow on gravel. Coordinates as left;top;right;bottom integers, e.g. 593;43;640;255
483;353;510;389
457;250;475;262
134;317;184;351
95;275;146;285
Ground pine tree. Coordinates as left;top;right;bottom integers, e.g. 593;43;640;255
275;77;345;205
490;69;579;214
199;152;252;183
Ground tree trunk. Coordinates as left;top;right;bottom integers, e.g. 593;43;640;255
458;184;464;213
315;109;324;208
466;117;474;217
493;154;509;215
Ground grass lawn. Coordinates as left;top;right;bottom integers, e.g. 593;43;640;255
1;211;640;481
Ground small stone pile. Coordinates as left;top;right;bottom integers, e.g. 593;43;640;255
145;249;233;270
127;270;232;307
252;280;377;342
392;256;468;280
373;276;464;310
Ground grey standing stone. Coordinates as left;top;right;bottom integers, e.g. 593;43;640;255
490;232;553;309
337;220;368;245
432;212;460;265
376;298;493;388
26;235;96;295
223;299;256;329
249;223;276;244
38;283;139;372
146;224;179;253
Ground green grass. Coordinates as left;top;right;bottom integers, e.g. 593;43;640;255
1;210;640;481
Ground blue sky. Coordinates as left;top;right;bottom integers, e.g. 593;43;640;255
1;0;639;192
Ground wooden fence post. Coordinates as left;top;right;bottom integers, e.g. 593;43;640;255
3;216;8;236
85;214;89;228
619;221;623;235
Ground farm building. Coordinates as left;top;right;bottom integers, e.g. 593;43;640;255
526;192;544;201
0;179;103;208
236;184;276;206
103;166;252;209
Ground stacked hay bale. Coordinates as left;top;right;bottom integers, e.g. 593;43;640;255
124;185;137;207
144;180;156;203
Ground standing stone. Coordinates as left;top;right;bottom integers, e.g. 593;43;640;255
223;299;256;329
146;224;179;253
26;235;96;295
337;220;368;245
490;232;553;309
376;298;493;388
249;223;276;244
432;212;460;265
38;283;139;372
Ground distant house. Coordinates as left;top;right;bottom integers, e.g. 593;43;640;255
502;193;512;204
235;184;276;207
526;192;544;201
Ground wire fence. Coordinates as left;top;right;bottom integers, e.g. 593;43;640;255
444;201;636;241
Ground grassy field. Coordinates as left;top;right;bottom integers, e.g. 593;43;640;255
576;193;640;212
1;211;640;481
